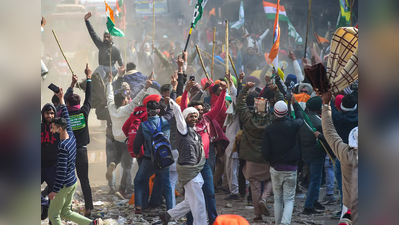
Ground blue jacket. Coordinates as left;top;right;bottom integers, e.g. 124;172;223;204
332;101;358;144
113;71;160;98
136;116;170;158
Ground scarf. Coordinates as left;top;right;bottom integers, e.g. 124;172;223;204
67;105;81;111
176;148;206;187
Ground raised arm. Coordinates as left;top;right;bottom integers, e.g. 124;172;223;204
259;28;269;41
81;63;92;114
84;13;102;49
169;99;188;135
154;46;171;68
206;85;227;120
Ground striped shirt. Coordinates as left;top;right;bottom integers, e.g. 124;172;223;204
53;104;78;193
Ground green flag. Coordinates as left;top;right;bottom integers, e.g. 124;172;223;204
288;20;303;45
191;0;206;28
337;0;351;28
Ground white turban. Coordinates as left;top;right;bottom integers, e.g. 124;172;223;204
348;126;358;149
183;107;199;119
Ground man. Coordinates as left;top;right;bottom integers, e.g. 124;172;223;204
224;73;245;200
237;82;283;222
63;64;94;217
160;101;206;225
138;36;153;78
105;72;152;199
331;93;358;218
180;79;227;225
41;102;59;199
153;44;176;86
126;40;138;66
113;62;161;100
84;12;124;80
321;90;358;219
48;88;103;225
132;98;173;213
262;97;304;225
298;96;327;214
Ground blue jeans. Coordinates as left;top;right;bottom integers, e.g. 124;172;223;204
324;156;335;195
207;143;216;173
334;159;343;207
134;159;173;210
186;160;217;225
303;157;324;208
106;137;116;188
149;175;163;207
114;141;133;193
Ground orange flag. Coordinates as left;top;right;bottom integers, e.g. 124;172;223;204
314;32;329;44
268;0;280;68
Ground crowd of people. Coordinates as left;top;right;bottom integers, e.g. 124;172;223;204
41;10;358;225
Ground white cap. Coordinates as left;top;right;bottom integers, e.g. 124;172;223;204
274;101;288;118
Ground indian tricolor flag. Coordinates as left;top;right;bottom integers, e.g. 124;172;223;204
268;0;280;69
263;1;288;22
105;1;124;37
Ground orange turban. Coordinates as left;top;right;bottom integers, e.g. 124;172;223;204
143;94;161;106
175;96;189;106
213;215;250;225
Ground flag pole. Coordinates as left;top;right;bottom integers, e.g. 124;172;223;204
225;20;230;91
350;0;354;26
153;2;155;47
211;27;216;80
195;45;210;80
110;37;112;77
304;0;312;58
183;25;194;56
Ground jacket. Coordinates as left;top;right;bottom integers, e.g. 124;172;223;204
113;70;161;98
262;103;304;167
237;87;284;163
106;83;146;142
154;48;176;85
41;103;59;168
66;80;92;147
322;105;357;208
85;20;123;67
298;111;326;159
332;102;358;144
210;94;227;131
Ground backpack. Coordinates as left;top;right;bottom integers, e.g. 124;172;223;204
127;106;147;158
142;118;174;169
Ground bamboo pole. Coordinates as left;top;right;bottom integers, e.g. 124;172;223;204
52;29;80;89
198;48;225;66
110;37;112;75
228;54;238;78
211;27;216;80
195;45;210;80
52;30;75;75
350;0;354;26
304;0;312;58
225;20;230;90
153;2;155;47
124;27;127;65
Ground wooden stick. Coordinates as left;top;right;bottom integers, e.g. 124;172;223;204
153;2;155;47
350;0;353;26
228;54;238;78
225;20;230;90
52;30;74;75
198;48;225;66
304;0;312;58
211;27;216;80
195;45;210;80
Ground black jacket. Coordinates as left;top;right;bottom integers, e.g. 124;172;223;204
262;103;304;167
85;20;123;67
41;103;60;168
298;111;326;159
67;80;92;147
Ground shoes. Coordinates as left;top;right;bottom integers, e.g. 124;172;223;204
259;199;270;216
331;211;342;219
302;208;322;215
219;187;230;193
224;194;239;200
135;207;142;214
253;215;263;222
159;211;171;225
320;194;337;205
84;208;92;218
115;191;126;200
313;200;326;211
106;162;116;181
92;218;103;225
247;199;253;206
108;186;117;195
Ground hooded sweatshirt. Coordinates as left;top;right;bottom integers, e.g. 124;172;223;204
41;103;59;168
